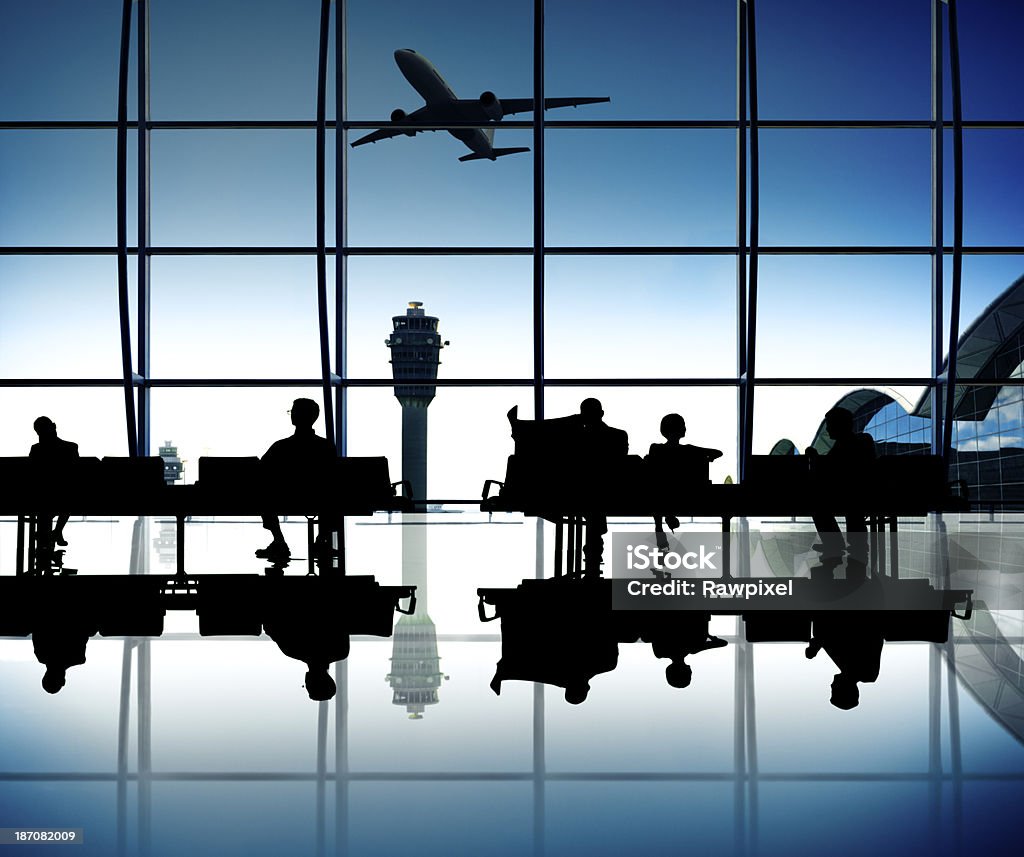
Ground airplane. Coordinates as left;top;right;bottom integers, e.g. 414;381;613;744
351;49;610;162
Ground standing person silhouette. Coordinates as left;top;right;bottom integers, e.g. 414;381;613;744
576;398;628;575
646;413;722;549
806;407;876;576
257;398;337;561
29;416;79;550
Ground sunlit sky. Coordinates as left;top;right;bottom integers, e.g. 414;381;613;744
1;0;1023;497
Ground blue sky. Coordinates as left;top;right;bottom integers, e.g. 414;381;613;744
1;0;1023;494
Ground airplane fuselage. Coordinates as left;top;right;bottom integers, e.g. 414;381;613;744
394;49;496;158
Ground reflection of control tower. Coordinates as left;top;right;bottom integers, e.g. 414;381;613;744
385;302;449;717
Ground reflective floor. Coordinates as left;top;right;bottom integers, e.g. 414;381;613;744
1;514;1023;857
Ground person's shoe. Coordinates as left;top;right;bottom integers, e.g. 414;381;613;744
665;515;680;532
255;541;290;559
53;533;68;547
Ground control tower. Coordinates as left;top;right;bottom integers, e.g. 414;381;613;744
385;302;449;717
385;301;447;508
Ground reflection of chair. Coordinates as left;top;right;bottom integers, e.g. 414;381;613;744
197;575;264;636
94;577;166;637
743;612;812;643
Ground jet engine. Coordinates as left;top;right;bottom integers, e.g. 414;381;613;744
479;91;503;121
391;108;416;136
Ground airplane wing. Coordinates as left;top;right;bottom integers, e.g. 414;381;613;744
496;97;610;116
350;106;434;147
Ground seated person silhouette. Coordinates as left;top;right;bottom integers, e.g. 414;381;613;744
644;613;727;689
576;398;629;576
805;612;884;710
806;407;876;576
257;398;337;561
32;615;98;694
29;416;80;554
263;599;350;701
646;413;722;550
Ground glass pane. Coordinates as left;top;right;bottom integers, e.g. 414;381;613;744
944;255;1024;337
150;783;319;857
759;783;932;857
350;783;533;857
0;640;123;771
347;257;532;380
150;387;331;477
348;641;532;770
546;644;734;771
0;256;124;378
755;643;930;771
752;384;929;457
546;784;735;856
544;255;736;379
150;0;321;120
958;0;1024;120
543;386;738;485
546;0;735;120
760;131;931;247
0;387;132;458
755;256;933;377
150;131;314;247
346;0;532;122
345;387;534;501
151;642;321;771
150;256;322;379
0;131;117;246
945;130;1024;247
0;0;123;120
545;130;735;247
758;0;930;119
346;130;532;247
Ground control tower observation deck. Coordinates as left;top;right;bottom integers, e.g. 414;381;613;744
384;301;448;506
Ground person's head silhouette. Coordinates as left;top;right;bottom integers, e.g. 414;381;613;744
290;398;320;431
665;660;693;689
579;398;604;428
824;407;854;442
41;666;67;694
660;413;686;443
564;681;591;704
33;416;57;441
304;668;337;701
830;673;860;710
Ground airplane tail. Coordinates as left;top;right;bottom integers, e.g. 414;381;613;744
459;147;530;162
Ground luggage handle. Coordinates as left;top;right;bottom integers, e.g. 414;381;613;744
952;593;973;621
395;590;417;615
477;593;500;622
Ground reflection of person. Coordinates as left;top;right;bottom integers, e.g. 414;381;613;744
805;612;884;710
646;413;722;548
263;596;350;701
33;621;96;694
807;407;875;574
257;398;337;561
577;398;628;576
29;416;79;550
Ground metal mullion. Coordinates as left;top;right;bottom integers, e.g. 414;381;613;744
532;0;545;421
5;119;1022;131
315;0;335;448
742;0;761;482
6;244;1024;256
942;0;965;467
137;0;151;456
931;0;945;457
116;0;138;457
335;0;348;456
737;0;749;484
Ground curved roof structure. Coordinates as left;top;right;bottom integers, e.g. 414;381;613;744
916;273;1024;420
807;388;899;453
